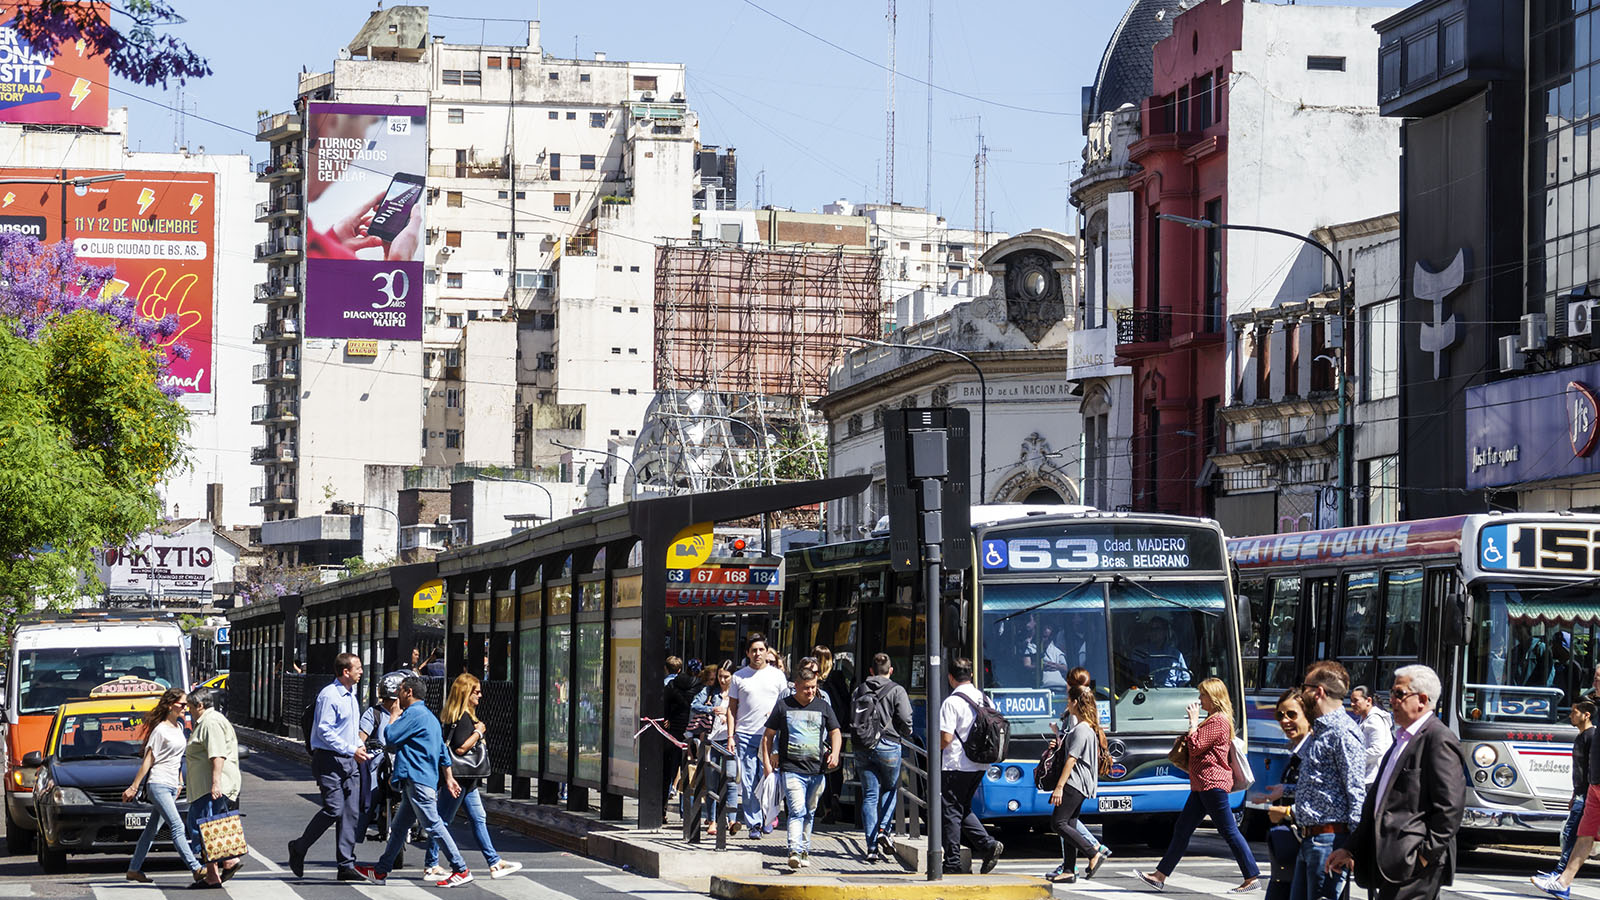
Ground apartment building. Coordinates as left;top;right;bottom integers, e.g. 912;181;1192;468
253;7;698;563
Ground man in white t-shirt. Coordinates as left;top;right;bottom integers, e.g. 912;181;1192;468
938;657;1004;875
1349;685;1394;785
727;632;790;837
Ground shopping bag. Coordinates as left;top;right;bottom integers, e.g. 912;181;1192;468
1167;733;1191;773
756;771;782;831
195;810;248;862
1229;737;1256;792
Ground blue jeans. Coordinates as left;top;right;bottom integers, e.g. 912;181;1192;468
376;780;466;876
1158;788;1260;880
425;786;500;869
856;739;902;845
703;749;740;825
1557;795;1587;870
735;731;767;832
184;794;232;863
782;771;825;854
130;783;201;873
1265;824;1301;900
1289;831;1347;900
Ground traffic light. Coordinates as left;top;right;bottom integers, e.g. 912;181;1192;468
731;538;746;558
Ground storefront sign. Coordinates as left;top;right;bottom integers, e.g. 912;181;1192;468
346;339;378;357
1570;382;1600;457
1465;360;1600;489
99;531;214;595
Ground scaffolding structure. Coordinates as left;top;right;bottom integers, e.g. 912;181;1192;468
636;242;881;500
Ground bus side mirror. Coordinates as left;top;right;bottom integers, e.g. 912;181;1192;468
21;751;42;767
1235;595;1254;640
1440;589;1469;647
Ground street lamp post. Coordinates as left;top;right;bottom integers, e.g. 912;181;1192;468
846;336;988;503
474;473;557;524
351;502;401;559
550;438;642;500
1157;213;1352;527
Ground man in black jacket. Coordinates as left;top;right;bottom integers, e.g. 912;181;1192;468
1326;664;1466;900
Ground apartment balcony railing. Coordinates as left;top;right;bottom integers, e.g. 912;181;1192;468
249;484;297;505
252;359;299;383
254;154;303;181
250;401;298;424
256;112;302;141
249;442;296;465
1116;306;1172;345
254;235;303;262
253;195;303;222
255;279;301;303
254;318;301;343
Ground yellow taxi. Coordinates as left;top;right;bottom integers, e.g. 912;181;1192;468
26;678;176;873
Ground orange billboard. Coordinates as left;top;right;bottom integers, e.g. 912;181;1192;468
0;168;216;404
0;2;109;128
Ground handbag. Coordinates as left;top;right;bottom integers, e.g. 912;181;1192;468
195;810;247;862
1228;736;1256;792
1167;733;1191;773
450;738;491;778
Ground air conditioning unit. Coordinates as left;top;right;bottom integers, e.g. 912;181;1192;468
670;92;685;102
1499;334;1526;373
1521;312;1549;351
640;91;655;102
1571;299;1598;337
439;246;454;257
435;514;451;526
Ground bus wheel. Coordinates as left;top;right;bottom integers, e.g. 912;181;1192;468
1143;816;1176;849
3;806;31;855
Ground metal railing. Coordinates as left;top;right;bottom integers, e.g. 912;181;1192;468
254;154;302;177
1116;306;1172;345
892;738;931;845
681;737;736;850
256;112;302;137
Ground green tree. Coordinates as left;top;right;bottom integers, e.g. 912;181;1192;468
13;1;210;87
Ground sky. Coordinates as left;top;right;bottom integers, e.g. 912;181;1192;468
116;0;1407;236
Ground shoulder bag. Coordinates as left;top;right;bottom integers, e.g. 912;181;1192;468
1167;733;1191;773
450;721;491;778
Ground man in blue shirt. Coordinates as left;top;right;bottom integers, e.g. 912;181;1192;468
289;652;370;881
354;675;470;887
1289;660;1368;900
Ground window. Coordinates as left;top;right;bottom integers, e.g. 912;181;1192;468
1441;17;1465;72
497;231;508;240
899;241;909;250
580;154;596;170
633;75;658;91
580;73;591;83
445;429;461;449
509;57;522;70
553;192;571;212
424;307;440;325
446;389;460;408
1379;45;1402;99
516;270;550;289
628;348;638;355
611;347;622;355
1177;85;1190;132
446;191;462;208
487;56;501;69
422;429;429;449
548;110;558;120
612;305;622;312
443;70;462;85
447;108;464;124
447;273;463;289
610;388;621;395
566;111;576;120
549;71;559;81
1307;56;1347;72
1338;571;1380;689
1214;67;1225;122
1362;300;1398;401
445;231;462;247
1404;30;1437;87
514;231;525;238
425;269;439;285
550;153;560;180
446;313;463;328
1194;74;1213;130
613;265;623;272
629;265;639;272
445;348;460;367
515;191;526;199
1203;198;1222;331
1362;456;1399;524
590;112;605;127
920;242;932;252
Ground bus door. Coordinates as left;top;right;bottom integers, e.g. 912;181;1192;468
1305;574;1339;662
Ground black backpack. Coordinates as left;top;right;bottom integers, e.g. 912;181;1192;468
1035;734;1065;790
300;699;317;755
956;692;1010;765
851;680;895;748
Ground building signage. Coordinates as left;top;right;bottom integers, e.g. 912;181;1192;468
979;523;1223;573
664;588;781;608
956;380;1072;403
1465;360;1600;489
0;2;110;128
1414;248;1468;379
1106;191;1134;313
345;339;378;357
665;566;780;586
666;521;713;569
99;531;215;595
304;102;426;340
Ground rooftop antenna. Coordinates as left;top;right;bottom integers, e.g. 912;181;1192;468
884;0;896;206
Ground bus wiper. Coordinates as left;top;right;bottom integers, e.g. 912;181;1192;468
994;576;1100;626
1113;574;1220;617
1517;575;1600;600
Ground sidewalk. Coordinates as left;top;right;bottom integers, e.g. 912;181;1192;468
235;725;1051;900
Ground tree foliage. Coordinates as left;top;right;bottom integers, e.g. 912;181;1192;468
237;560;324;607
12;1;211;88
0;236;190;619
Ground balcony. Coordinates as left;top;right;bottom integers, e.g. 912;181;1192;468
254;154;303;182
252;359;299;384
253;195;303;222
254;235;303;263
249;442;296;465
253;318;300;344
1116;306;1172;346
398;524;452;552
250;400;297;425
255;279;301;303
256;111;303;142
249;484;297;506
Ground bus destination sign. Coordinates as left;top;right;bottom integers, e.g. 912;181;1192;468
1478;522;1600;576
980;524;1222;573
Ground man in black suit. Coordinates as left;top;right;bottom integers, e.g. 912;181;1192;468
1326;664;1466;900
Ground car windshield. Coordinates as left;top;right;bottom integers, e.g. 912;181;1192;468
980;578;1237;735
1465;584;1600;724
57;710;149;761
16;647;183;715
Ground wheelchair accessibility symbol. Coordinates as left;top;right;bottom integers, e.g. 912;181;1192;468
1478;525;1507;569
982;540;1008;570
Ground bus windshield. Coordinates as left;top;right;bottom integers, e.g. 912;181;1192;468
15;647;184;716
981;578;1237;735
1466;584;1600;724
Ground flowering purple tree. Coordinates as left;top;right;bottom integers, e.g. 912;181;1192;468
10;1;210;88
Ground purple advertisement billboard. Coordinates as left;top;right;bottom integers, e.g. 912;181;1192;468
304;102;426;340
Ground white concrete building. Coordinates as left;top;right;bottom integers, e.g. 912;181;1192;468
0;109;264;529
253;7;699;564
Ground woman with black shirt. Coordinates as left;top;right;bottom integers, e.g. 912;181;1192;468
423;674;522;880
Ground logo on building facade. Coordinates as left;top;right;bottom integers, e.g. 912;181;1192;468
1414;248;1469;379
1569;381;1600;457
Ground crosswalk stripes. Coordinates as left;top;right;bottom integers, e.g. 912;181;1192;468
586;872;720;897
221;876;308;900
92;885;165;900
474;875;584;900
353;881;435;900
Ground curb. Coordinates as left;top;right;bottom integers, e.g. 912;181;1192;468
709;874;1051;900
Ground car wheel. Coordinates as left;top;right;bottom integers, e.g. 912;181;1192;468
3;804;31;855
36;837;66;874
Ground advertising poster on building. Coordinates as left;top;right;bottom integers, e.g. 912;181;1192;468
99;530;215;597
0;168;216;407
608;618;640;792
305;101;426;340
0;2;110;127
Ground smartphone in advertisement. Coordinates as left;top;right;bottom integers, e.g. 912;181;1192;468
366;172;424;242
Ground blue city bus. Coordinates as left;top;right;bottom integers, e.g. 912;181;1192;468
782;507;1247;836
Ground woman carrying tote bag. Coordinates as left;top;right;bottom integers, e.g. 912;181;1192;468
423;674;522;880
124;688;206;884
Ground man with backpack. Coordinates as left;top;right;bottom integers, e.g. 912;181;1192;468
852;653;913;862
356;672;407;842
939;657;1006;875
289;653;371;881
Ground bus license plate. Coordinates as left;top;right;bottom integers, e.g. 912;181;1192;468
125;812;149;830
1097;796;1132;813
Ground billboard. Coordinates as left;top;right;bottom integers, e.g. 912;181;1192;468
99;530;215;596
0;168;216;405
0;2;110;127
305;102;426;340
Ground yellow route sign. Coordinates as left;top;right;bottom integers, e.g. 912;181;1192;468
667;522;714;569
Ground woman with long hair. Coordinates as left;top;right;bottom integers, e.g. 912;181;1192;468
1045;685;1109;883
422;674;521;880
699;662;743;834
1255;689;1312;900
123;688;206;883
1139;678;1260;893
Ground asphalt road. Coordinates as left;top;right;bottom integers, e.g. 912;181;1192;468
0;749;1590;899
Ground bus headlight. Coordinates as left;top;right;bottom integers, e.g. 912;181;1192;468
986;766;1003;781
1491;764;1517;789
1003;766;1024;783
1471;744;1497;768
